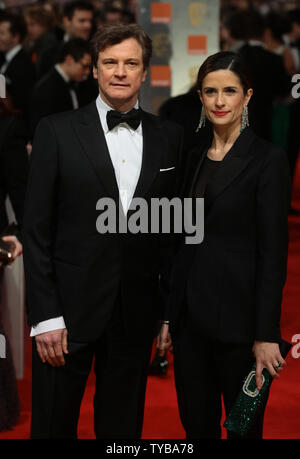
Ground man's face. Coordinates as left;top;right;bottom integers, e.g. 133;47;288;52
0;21;18;52
64;9;93;40
93;38;147;110
68;53;92;82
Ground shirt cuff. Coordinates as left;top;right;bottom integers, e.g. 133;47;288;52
30;316;66;337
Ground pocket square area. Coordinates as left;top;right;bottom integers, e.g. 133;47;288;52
160;167;175;172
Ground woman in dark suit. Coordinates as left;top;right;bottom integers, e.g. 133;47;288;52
158;51;291;439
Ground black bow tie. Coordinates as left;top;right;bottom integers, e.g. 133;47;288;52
106;108;141;131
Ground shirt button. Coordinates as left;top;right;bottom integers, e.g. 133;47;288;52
122;159;126;163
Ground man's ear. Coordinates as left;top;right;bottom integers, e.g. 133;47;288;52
93;66;98;80
62;17;70;29
141;68;147;83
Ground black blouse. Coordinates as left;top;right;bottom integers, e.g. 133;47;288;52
193;155;221;198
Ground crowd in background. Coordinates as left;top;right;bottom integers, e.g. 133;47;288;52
0;1;299;143
0;1;137;135
0;0;300;432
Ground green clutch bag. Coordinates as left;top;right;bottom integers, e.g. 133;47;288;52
224;340;292;436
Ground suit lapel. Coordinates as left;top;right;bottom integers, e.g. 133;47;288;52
72;102;120;203
132;110;162;199
204;128;257;212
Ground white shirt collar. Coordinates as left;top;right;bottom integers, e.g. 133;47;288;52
95;93;139;134
55;64;70;83
248;40;266;49
5;44;22;63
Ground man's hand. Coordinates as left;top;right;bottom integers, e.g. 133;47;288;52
1;235;23;260
252;340;286;390
157;323;172;357
35;328;69;367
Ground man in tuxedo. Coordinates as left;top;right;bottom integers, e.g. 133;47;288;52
38;1;94;77
22;23;183;439
284;9;300;193
284;8;300;67
0;13;36;121
29;38;92;135
237;10;290;141
38;1;97;108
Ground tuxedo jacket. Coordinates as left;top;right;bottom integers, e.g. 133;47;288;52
29;68;77;135
22;102;183;343
168;127;290;344
0;115;29;233
3;48;36;118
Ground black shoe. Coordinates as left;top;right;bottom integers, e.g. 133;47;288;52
147;350;168;376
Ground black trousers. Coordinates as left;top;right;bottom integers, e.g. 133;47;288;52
30;300;153;439
173;316;270;439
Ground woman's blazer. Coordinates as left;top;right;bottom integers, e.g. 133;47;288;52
169;127;291;344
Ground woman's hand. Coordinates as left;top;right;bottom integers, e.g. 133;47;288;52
157;323;173;356
252;340;286;390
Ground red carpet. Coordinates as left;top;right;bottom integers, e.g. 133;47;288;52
1;158;300;439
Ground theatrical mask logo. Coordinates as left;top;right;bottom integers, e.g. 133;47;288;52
189;2;207;27
189;66;199;87
152;33;171;59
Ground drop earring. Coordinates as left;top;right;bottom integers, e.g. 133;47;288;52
241;105;249;132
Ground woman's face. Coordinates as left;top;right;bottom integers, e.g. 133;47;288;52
25;18;46;41
199;69;252;130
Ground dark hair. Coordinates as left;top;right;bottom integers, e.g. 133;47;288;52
24;4;55;29
223;10;249;41
63;1;94;20
57;37;91;63
104;6;123;16
287;9;300;26
0;13;27;42
90;23;152;69
265;12;290;43
197;51;251;95
243;10;266;40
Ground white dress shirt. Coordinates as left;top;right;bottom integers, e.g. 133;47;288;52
30;94;143;337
